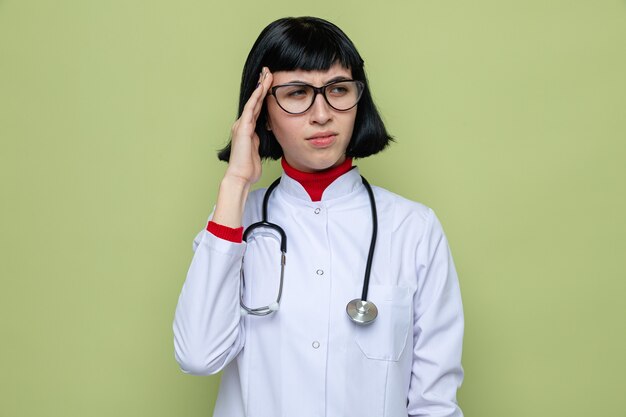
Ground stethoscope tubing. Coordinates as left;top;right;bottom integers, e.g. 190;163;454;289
359;175;377;302
240;172;378;323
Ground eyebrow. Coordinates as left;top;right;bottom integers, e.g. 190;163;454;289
286;75;352;84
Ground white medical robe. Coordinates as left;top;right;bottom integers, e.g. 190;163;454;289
173;167;464;417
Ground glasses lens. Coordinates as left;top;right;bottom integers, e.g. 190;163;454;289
274;81;364;114
274;84;315;114
325;81;363;111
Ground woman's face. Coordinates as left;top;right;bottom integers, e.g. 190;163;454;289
265;63;357;173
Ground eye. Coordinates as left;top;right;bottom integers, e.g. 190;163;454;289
327;82;351;96
287;88;308;97
280;85;311;99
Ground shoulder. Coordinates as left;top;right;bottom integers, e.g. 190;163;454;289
371;185;453;266
371;185;434;231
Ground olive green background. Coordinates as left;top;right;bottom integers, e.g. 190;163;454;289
1;1;624;416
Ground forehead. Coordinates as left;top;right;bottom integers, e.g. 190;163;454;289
271;63;352;85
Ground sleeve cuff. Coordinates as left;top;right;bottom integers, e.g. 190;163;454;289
207;221;244;243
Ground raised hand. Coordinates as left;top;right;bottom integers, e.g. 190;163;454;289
224;68;273;187
212;68;273;228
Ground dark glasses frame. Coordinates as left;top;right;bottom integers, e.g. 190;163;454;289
267;80;365;114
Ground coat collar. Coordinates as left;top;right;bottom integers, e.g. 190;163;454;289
277;166;364;205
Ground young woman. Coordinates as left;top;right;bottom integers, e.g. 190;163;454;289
174;16;464;417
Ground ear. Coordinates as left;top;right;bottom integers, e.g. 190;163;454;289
265;120;272;131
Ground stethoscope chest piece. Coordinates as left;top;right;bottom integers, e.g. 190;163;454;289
346;299;378;325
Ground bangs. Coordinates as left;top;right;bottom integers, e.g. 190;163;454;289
264;20;362;73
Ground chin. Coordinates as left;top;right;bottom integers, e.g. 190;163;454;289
311;156;345;172
286;151;347;173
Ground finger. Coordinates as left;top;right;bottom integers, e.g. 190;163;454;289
251;70;273;118
243;68;274;126
239;69;268;125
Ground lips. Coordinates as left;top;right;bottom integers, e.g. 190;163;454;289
307;132;337;148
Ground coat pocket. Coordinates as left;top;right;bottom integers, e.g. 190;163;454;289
354;284;412;361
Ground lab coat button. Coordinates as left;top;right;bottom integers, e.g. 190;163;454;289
314;207;321;214
316;269;324;276
312;341;320;349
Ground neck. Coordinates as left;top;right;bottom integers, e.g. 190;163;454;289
281;158;354;202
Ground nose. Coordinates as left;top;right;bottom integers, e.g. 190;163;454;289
309;92;332;125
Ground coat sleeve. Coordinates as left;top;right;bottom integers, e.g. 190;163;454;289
172;228;247;375
407;209;465;417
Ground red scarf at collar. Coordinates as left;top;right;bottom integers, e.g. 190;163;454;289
281;157;354;202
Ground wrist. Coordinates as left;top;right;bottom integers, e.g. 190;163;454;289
212;175;251;228
220;173;252;193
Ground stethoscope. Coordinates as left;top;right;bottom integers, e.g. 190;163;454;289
240;173;379;325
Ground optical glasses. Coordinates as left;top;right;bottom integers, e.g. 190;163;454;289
268;80;364;114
